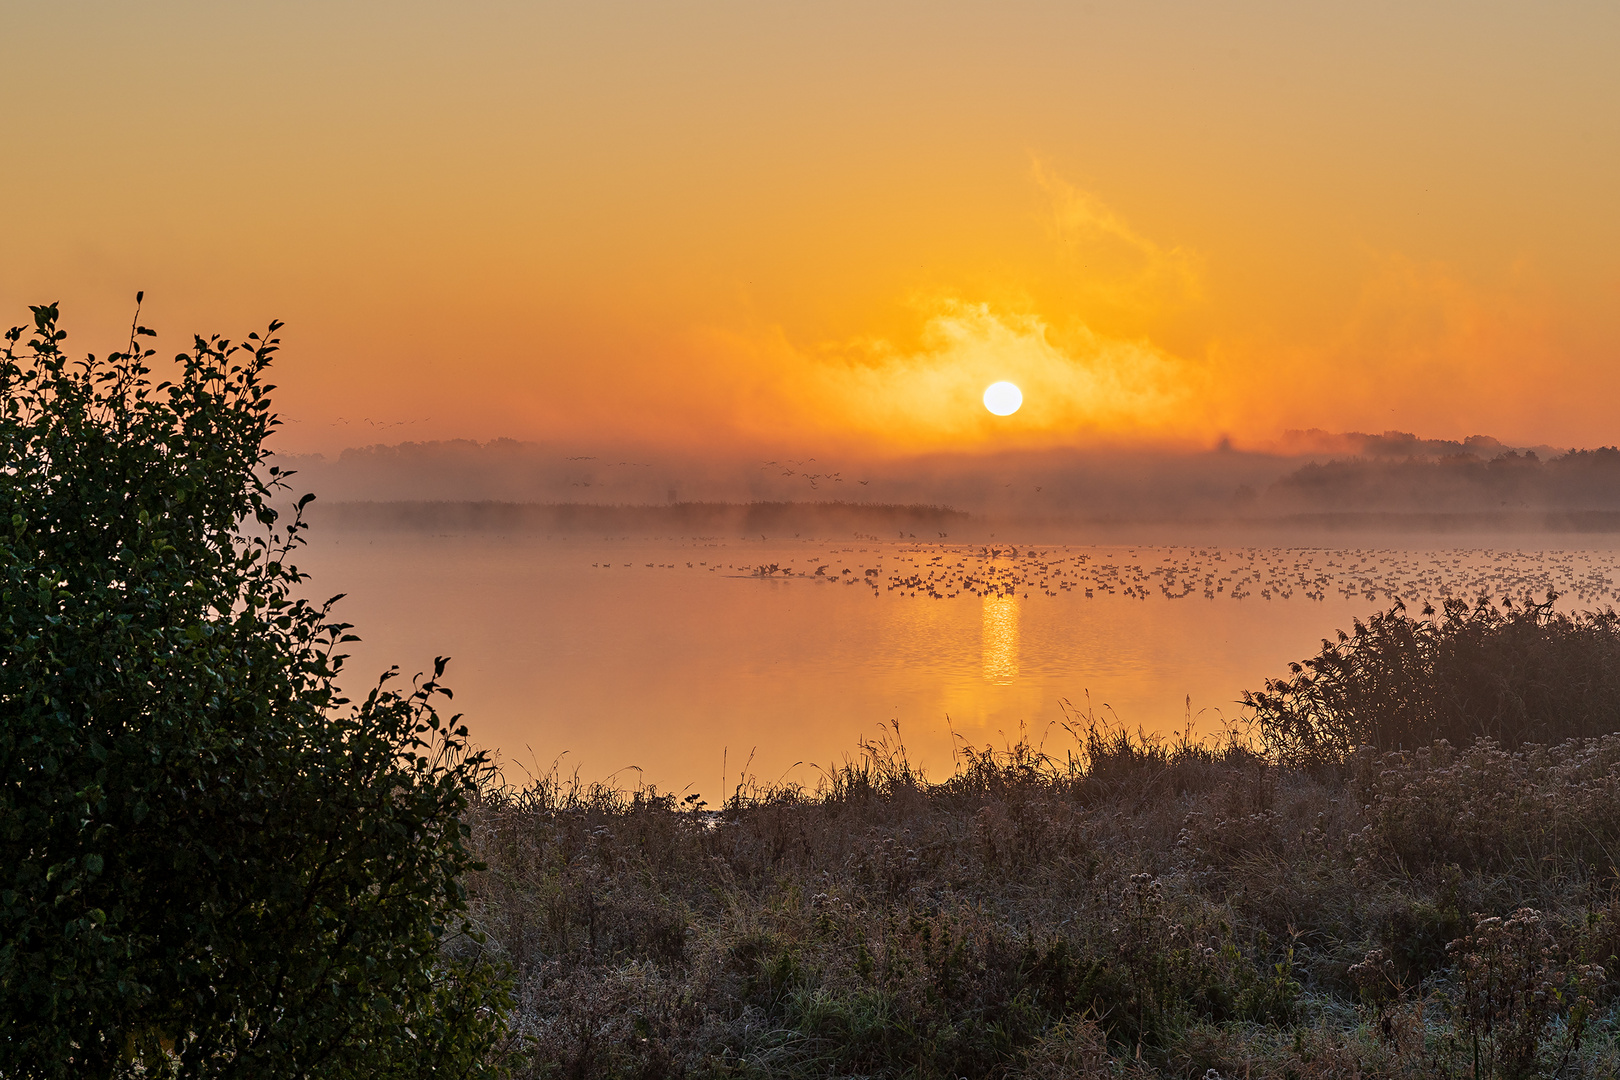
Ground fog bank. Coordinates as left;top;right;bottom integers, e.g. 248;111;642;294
276;428;1620;535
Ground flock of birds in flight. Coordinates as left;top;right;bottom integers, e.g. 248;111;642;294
759;459;870;490
592;542;1620;609
324;416;434;430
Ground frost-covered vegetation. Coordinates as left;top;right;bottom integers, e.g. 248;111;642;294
471;601;1620;1079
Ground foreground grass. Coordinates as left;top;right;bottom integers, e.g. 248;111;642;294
463;725;1620;1079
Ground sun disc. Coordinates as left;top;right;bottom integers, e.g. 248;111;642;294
983;381;1023;416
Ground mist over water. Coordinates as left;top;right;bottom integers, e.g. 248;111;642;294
296;524;1620;794
276;432;1620;791
279;431;1620;537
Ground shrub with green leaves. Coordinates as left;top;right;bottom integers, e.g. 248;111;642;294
0;303;509;1077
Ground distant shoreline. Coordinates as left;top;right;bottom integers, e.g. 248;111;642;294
312;499;974;537
309;500;1620;539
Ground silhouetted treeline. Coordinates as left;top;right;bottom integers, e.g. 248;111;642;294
1265;448;1620;513
1272;427;1559;460
315;500;973;538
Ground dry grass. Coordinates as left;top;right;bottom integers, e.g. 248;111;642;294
461;720;1620;1079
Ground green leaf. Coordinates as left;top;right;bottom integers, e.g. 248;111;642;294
0;301;509;1076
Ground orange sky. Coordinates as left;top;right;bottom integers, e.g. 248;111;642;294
4;1;1618;458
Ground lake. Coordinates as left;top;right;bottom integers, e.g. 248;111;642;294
296;529;1620;794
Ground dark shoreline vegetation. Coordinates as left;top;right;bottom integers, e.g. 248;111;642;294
469;597;1620;1079
315;499;974;538
314;498;1620;539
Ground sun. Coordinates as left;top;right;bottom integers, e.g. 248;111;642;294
982;381;1023;416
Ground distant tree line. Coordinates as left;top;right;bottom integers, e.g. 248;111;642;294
1264;448;1620;513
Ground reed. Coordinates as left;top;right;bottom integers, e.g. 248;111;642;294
465;716;1620;1078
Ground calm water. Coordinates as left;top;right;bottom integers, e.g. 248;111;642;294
296;532;1620;794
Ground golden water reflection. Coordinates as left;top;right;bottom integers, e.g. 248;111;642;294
981;594;1020;684
294;534;1620;792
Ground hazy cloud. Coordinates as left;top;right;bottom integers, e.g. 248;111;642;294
1032;160;1205;313
810;300;1210;447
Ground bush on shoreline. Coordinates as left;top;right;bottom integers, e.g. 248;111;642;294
1244;595;1620;761
0;303;509;1078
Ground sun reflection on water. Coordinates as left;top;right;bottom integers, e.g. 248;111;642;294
981;593;1020;684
